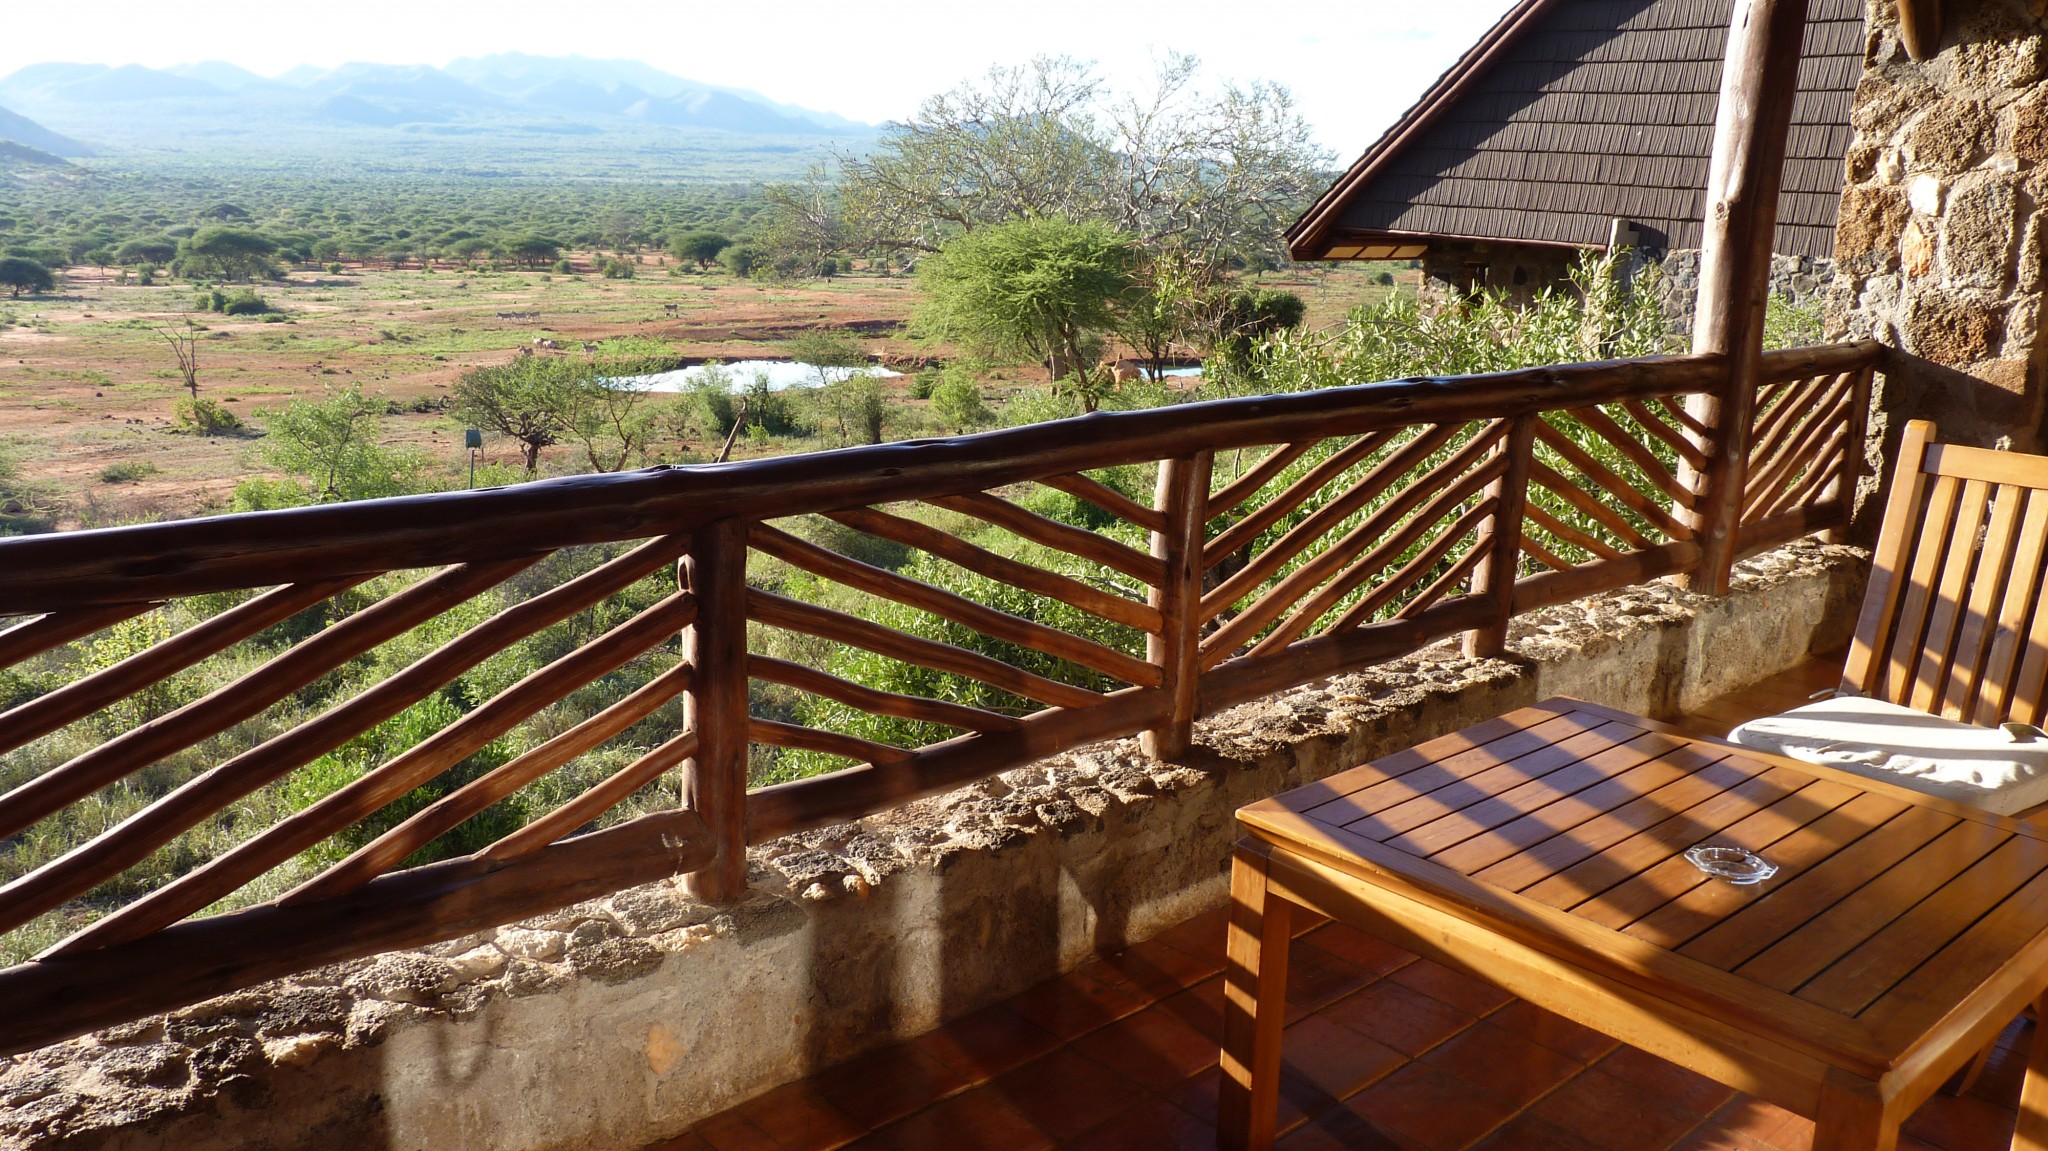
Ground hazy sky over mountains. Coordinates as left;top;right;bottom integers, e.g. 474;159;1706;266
6;0;1521;153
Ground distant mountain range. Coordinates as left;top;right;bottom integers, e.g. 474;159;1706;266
0;104;89;156
0;55;876;152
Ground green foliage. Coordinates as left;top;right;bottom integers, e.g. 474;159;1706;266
178;226;279;282
670;229;731;269
1765;292;1827;350
928;365;992;431
1210;287;1307;370
174;396;245;435
256;383;427;502
599;257;635;279
456;352;683;473
915;216;1138;383
718;243;763;278
198;287;272;315
0;256;54;297
98;460;159;484
783;328;868;387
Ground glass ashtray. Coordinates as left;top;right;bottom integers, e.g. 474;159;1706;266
1683;845;1778;885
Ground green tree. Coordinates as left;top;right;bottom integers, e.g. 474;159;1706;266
262;384;427;502
453;357;577;472
718;243;763;278
178;227;279;282
669;230;731;270
502;235;562;269
783;329;868;389
831;55;1327;273
0;257;53;298
914;217;1137;384
928;366;992;431
113;238;178;266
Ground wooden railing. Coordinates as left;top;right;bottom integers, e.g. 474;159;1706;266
0;339;1879;1054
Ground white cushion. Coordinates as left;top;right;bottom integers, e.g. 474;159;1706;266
1727;695;2048;816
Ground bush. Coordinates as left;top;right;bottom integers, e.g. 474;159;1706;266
222;288;270;315
718;244;763;278
98;460;159;484
326;262;345;274
552;258;575;275
174;397;244;435
599;257;635;280
929;368;992;432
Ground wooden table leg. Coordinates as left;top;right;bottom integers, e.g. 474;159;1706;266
1813;1068;1896;1151
2015;992;2048;1150
1218;843;1293;1151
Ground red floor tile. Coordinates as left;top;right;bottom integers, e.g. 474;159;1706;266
1419;1020;1584;1110
692;1111;781;1151
1279;1013;1408;1100
1385;959;1516;1018
1080;936;1221;1001
1704;1097;1812;1151
733;1079;866;1151
1481;1000;1621;1064
1530;1067;1704;1151
987;1049;1146;1141
1321;978;1480;1058
1901;1089;2020;1151
871;1089;1053;1151
1068;1000;1221;1094
1276;1104;1418;1150
811;1044;971;1132
1063;1095;1216;1151
1346;1060;1521;1151
1469;1113;1614;1151
1594;1046;1737;1119
1005;970;1150;1041
1152;907;1231;969
1153;978;1225;1039
912;1005;1062;1085
1282;942;1375;1020
1300;922;1419;977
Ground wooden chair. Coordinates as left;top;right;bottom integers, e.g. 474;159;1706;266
1727;419;2048;820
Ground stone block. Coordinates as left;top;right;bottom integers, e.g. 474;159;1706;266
2012;89;2048;164
1907;100;1996;174
1903;217;1936;275
1853;69;1939;138
1938;176;2020;289
1834;184;1912;271
1906;293;2007;362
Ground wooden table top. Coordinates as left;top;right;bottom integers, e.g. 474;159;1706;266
1236;697;2048;1077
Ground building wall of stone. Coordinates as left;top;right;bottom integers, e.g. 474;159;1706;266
1827;0;2048;452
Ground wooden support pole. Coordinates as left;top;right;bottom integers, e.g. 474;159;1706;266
1144;452;1212;759
1465;414;1538;659
681;519;750;901
1678;0;1809;595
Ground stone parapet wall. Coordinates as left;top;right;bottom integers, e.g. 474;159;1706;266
0;543;1865;1151
1827;0;2048;451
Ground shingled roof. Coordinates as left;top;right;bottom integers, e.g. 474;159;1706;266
1287;0;1865;263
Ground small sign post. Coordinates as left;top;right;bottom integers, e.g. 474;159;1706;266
464;428;483;488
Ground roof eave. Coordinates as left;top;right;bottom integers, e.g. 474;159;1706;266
1286;0;1562;262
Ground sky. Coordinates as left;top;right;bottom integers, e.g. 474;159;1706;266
3;0;1522;155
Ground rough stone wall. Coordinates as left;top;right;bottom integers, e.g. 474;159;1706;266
1828;0;2048;451
1653;249;1837;334
1419;242;1584;305
0;543;1865;1151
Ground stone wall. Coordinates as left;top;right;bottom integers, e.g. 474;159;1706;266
1652;249;1837;335
0;543;1865;1151
1827;0;2048;452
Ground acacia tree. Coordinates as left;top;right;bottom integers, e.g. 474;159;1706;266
0;257;54;298
263;384;425;502
915;217;1137;387
454;358;576;472
178;227;278;281
810;55;1328;275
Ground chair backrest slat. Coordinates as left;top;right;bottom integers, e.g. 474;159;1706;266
1849;421;2048;727
1946;484;2027;721
1909;477;1990;713
1973;491;2048;726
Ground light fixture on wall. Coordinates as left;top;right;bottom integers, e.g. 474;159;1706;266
1899;0;1942;61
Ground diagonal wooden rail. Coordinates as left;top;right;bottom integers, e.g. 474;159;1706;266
0;340;1880;1056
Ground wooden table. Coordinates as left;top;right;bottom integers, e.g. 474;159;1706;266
1216;697;2048;1151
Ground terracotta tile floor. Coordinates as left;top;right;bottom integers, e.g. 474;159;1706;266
654;659;2037;1151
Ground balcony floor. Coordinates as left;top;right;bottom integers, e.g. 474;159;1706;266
653;658;2032;1151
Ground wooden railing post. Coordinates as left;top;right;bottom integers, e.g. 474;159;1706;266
1678;0;1808;594
680;518;749;901
1144;452;1212;759
1464;415;1538;659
